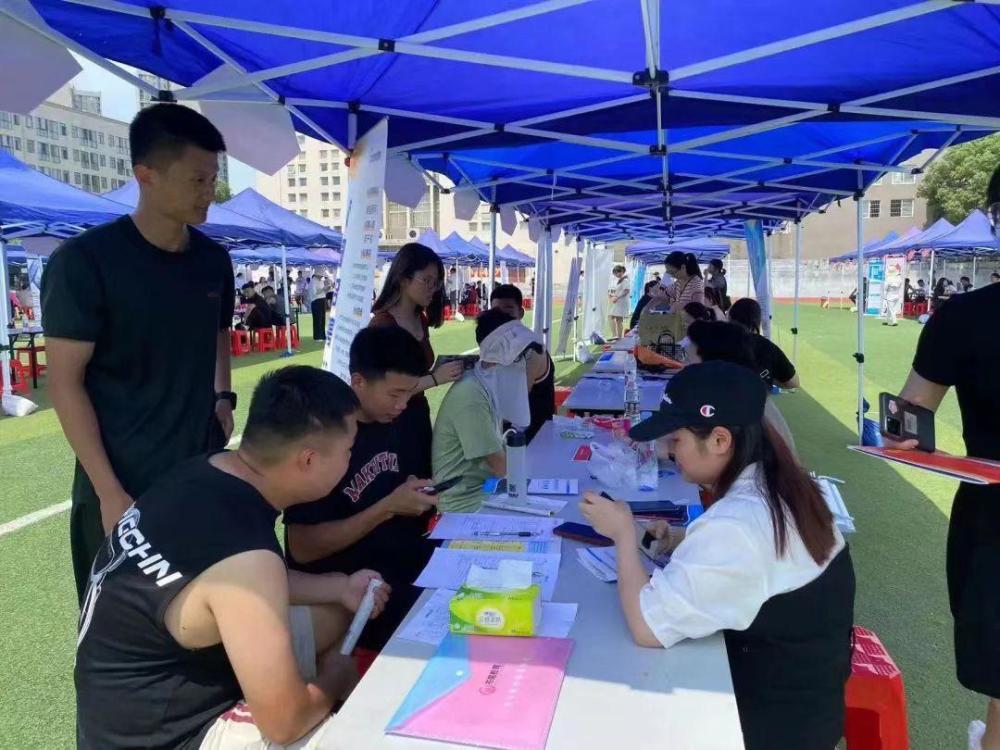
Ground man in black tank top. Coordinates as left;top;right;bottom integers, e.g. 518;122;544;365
75;367;391;749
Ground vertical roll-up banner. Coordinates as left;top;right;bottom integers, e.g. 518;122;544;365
743;219;772;339
322;118;388;379
582;240;597;340
865;259;884;317
556;255;581;356
629;260;646;313
532;234;547;341
26;255;43;325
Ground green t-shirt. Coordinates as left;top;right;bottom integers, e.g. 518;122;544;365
432;375;503;513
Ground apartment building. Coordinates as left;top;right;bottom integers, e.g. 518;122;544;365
0;84;133;193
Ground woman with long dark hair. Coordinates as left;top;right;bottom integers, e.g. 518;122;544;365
728;297;799;389
580;361;855;750
370;243;464;476
661;251;705;309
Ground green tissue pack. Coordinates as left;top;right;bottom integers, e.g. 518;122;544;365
448;584;541;637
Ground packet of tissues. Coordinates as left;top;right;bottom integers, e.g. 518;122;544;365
449;560;541;637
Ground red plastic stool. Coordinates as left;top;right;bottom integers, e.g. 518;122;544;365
554;386;572;411
230;329;251;356
524;298;533;310
845;626;909;750
275;324;300;350
251;327;276;353
354;647;379;679
15;346;46;379
9;360;30;394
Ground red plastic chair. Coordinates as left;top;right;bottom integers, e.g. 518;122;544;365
275;324;300;350
554;386;572;411
230;329;251;356
251;328;276;353
844;626;909;750
15;346;46;379
9;360;30;394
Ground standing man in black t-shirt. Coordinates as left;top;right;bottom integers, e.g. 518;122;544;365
42;104;238;604
490;283;555;442
76;366;391;748
285;327;439;654
887;165;1000;750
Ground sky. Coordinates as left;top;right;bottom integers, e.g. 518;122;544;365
69;54;258;193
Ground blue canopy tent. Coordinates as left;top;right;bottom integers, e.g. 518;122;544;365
922;210;998;255
626;237;730;262
876;217;954;254
829;230;899;263
222;188;342;248
499;244;535;268
103;181;282;246
14;0;1000;437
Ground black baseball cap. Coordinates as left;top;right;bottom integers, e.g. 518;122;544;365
629;361;767;442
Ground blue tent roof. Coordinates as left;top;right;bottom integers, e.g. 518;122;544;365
499;244;535;268
222;188;343;247
0;149;125;238
876;217;954;255
22;2;999;240
862;226;920;259
626;237;730;261
923;210;999;255
103;181;283;245
829;230;899;263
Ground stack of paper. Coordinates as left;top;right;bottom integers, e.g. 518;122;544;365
483;494;568;517
414;547;561;600
576;546;657;583
429;513;558;541
398;589;579;646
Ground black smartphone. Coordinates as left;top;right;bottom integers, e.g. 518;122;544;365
879;392;935;452
424;476;463;494
553;522;614;547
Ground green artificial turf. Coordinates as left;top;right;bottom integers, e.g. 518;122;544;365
0;303;986;748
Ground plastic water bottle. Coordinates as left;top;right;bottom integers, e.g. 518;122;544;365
505;429;528;502
624;350;640;418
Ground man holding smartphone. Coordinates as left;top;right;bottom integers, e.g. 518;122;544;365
284;327;438;658
887;164;1000;750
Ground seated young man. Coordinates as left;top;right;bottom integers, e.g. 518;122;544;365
75;366;391;749
432;308;549;512
241;281;274;330
285;327;439;656
490;283;555;442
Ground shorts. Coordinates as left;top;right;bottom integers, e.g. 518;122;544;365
199;606;329;749
947;482;1000;699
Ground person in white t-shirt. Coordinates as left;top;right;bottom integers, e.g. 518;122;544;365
607;265;630;339
580;360;855;750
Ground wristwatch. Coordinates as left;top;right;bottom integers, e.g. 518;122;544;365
216;391;237;408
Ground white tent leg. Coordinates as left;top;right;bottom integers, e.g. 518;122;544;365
930;249;936;289
488;206;498;299
0;238;13;402
544;230;554;352
280;246;293;357
972;255;977;288
855;197;865;444
792;220;802;366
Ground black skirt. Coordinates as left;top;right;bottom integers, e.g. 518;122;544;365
947;482;1000;698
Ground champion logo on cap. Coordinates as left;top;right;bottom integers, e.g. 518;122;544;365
700;404;716;418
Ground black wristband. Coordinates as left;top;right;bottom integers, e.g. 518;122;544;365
216;391;237;408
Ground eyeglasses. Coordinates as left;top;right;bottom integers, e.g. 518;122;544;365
409;273;442;291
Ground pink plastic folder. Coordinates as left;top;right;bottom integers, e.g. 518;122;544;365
386;633;574;750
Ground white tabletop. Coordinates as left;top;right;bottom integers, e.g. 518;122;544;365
322;422;743;749
564;375;668;414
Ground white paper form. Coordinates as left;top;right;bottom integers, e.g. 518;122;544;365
397;588;579;646
446;539;563;555
482;494;568;517
414;548;562;600
429;513;558;541
527;479;580;495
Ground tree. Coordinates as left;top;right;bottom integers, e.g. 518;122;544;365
917;133;1000;223
214;180;232;203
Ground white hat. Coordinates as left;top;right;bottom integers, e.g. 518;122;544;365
479;320;542;366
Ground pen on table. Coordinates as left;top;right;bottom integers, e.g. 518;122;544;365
472;531;538;537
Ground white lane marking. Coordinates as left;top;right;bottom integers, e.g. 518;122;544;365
0;500;71;537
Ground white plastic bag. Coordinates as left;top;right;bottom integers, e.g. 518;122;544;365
588;441;639;489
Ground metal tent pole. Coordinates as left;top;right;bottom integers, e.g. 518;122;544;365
792;219;802;366
854;195;865;444
0;238;12;403
930;249;936;289
488;203;498;299
280;246;293;357
972;255;978;287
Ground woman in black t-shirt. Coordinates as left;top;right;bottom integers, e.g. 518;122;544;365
728;298;799;389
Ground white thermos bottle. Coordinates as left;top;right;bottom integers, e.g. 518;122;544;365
505;429;528;500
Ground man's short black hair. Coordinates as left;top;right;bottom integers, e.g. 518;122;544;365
644;279;659;293
262;285;275;294
349;327;428;381
490;283;523;308
475;308;515;344
130;103;226;167
241;282;255;291
242;366;359;463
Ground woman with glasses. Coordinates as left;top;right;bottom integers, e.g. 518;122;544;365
371;243;464;477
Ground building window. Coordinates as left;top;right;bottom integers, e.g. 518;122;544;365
333;208;341;218
297;150;306;160
891;171;917;185
864;199;881;219
61;147;68;159
298;164;307;174
332;192;341;201
100;154;106;167
890;198;914;218
98;132;104;145
287;166;296;176
62;170;69;182
26;139;34;154
332;176;341;185
481;221;491;232
319;150;327;158
25;115;33;127
299;193;307;201
300;209;308;217
298;177;307;186
320;163;328;172
287;178;295;187
73;172;81;184
101;176;108;190
320;176;329;186
288;194;296;202
469;222;478;232
321;192;329;202
322;209;330;218
334;225;342;232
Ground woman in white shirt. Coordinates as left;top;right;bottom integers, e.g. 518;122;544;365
608;265;630;339
581;360;855;750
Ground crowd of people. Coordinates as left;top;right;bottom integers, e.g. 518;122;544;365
33;101;1000;750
